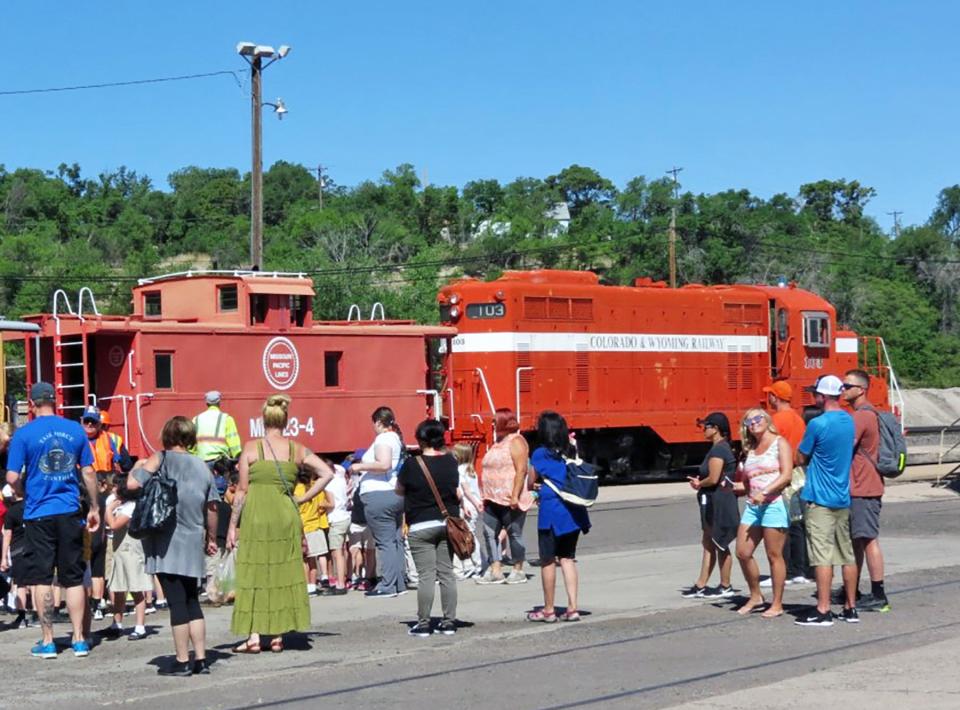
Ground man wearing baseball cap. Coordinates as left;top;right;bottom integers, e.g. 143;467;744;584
5;382;99;658
794;374;857;627
193;391;242;467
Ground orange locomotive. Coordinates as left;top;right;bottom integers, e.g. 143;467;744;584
438;270;902;481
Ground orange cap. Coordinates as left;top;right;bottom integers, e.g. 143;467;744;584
99;410;111;426
762;381;793;402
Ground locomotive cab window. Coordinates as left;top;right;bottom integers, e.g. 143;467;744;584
802;311;830;348
144;292;162;318
777;308;789;341
218;285;238;312
466;303;506;319
154;352;173;390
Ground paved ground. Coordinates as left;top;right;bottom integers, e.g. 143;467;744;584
3;478;959;709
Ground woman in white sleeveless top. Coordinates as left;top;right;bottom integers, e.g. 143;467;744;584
733;408;793;618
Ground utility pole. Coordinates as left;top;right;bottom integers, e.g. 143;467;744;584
887;210;903;238
250;55;263;269
666;166;683;288
237;41;290;270
316;164;326;210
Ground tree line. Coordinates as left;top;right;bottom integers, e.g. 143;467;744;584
1;161;958;387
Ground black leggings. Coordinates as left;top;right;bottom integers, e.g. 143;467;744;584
157;573;203;627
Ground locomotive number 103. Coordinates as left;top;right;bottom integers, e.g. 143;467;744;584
466;302;506;319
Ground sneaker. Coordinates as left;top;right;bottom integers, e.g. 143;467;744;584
831;588;861;605
840;607;860;623
795;610;834;627
759;577;773;588
475;572;506;585
701;585;735;599
157;661;192;677
364;588;399;599
789;576;812;585
859;594;891;612
72;640;91;657
408;621;433;638
31;641;57;659
320;587;348;597
438;620;457;636
680;585;706;598
144;604;157;615
154;600;169;610
505;571;528;585
128;630;147;641
93;608;104;621
192;660;210;675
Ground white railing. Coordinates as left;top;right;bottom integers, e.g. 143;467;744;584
137;269;308;285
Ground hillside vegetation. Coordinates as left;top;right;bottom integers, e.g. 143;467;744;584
1;161;958;386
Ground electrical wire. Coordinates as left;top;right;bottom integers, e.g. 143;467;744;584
0;70;241;96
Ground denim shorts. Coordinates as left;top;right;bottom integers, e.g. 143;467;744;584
741;499;789;529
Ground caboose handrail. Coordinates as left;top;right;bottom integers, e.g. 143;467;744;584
52;289;75;319
77;287;101;320
346;305;361;321
370;302;385;321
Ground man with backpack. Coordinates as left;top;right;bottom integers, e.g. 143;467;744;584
842;369;893;613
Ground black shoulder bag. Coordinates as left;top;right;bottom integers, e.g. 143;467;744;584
128;452;179;540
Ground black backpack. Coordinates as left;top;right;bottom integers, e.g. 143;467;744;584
128;452;179;539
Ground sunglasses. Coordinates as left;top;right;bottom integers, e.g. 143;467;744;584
82;419;98;425
841;383;862;391
746;415;765;427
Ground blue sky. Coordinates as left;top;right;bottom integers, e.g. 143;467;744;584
5;1;958;231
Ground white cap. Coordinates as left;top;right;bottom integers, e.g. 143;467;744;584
205;391;222;405
815;375;844;397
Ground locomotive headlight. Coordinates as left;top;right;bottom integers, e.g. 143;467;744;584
494;290;505;301
449;306;461;320
449;294;460;305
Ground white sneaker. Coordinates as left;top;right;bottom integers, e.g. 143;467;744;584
791;576;812;585
505;571;528;585
759;577;773;588
475;571;506;585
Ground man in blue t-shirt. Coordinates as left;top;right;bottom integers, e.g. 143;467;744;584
5;382;99;659
794;374;857;628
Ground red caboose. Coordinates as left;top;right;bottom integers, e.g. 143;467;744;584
6;272;454;458
438;270;902;480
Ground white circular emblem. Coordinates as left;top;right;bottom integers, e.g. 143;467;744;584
262;337;300;390
108;345;126;368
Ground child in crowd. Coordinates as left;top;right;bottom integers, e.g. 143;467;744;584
453;444;484;579
345;450;377;591
316;489;333;589
296;467;330;595
1;484;36;628
106;475;154;639
204;470;234;605
321;461;351;595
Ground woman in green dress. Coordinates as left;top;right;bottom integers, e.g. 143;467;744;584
227;394;333;653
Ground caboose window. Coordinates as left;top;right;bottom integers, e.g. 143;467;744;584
250;295;268;325
154;352;173;389
218;285;238;312
324;351;342;387
144;292;161;318
290;295;309;326
802;311;830;348
466;303;505;319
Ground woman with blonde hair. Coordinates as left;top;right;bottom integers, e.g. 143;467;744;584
228;394;333;653
732;408;793;617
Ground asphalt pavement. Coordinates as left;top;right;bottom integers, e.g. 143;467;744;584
3;478;959;709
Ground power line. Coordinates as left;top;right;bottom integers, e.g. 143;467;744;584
0;70;240;96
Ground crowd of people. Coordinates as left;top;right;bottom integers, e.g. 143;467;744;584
683;370;891;627
0;365;893;674
0;383;590;673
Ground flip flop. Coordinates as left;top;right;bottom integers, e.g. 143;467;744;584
561;610;581;622
270;637;284;653
233;640;261;654
526;609;558;623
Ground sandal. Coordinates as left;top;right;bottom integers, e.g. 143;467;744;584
269;637;284;653
526;609;558;623
561;610;581;622
233;639;261;654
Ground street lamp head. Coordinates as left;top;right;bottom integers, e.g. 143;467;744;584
254;45;276;58
236;41;256;56
277;45;291;58
274;98;288;120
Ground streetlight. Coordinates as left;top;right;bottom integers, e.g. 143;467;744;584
237;41;291;270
